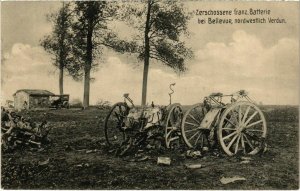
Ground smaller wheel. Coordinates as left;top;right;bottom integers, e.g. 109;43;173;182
165;103;183;149
218;101;267;156
104;102;129;146
63;101;69;109
181;104;211;149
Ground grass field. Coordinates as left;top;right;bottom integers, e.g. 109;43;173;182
1;105;299;189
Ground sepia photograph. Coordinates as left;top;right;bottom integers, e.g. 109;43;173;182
1;0;299;189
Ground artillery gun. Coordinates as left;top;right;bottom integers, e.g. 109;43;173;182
103;83;183;155
181;90;267;156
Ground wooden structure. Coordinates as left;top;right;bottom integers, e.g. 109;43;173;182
13;89;54;110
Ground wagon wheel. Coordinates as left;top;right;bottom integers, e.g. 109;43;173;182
165;103;183;149
181;104;211;150
104;102;129;146
218;101;267;156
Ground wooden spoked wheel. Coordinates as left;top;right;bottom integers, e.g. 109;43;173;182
104;102;129;146
218;101;267;156
181;104;210;149
165;103;183;149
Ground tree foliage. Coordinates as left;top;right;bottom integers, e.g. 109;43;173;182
71;1;118;107
105;0;193;104
108;1;193;72
40;3;81;82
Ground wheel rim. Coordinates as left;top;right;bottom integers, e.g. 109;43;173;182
165;104;183;149
104;103;129;146
181;104;209;149
218;101;267;156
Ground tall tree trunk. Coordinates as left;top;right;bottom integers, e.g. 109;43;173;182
142;57;149;106
83;19;93;109
83;68;90;108
58;2;65;96
59;66;64;95
141;0;152;106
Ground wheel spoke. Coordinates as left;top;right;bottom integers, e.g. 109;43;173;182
222;131;237;140
246;120;263;129
243;134;254;149
244;111;258;126
241;134;246;153
234;135;241;154
244;131;261;141
185;128;199;133
188;131;200;141
113;111;121;122
188;114;201;125
194;132;202;146
242;106;251;125
238;106;242;126
224;118;238;128
118;105;123;115
227;133;239;149
222;127;236;131
246;129;263;132
185;121;199;127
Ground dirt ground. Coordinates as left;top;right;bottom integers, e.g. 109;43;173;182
1;105;299;189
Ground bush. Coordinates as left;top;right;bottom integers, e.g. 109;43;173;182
96;99;111;110
69;99;83;108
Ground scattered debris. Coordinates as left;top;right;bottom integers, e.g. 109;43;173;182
85;149;99;154
220;176;246;184
249;147;261;155
123;154;150;162
241;157;252;161
240;160;250;164
136;155;149;162
38;158;50;166
157;157;171;165
185;164;202;169
212;151;220;157
240;156;252;164
186;150;202;158
76;163;90;168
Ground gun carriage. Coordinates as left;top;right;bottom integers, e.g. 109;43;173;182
181;90;267;156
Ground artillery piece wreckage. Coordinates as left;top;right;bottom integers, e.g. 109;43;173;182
103;84;267;156
1;108;51;151
103;83;183;155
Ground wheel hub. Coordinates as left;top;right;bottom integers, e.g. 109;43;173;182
236;125;246;134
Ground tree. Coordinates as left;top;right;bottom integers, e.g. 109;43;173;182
105;0;193;105
71;1;117;108
40;2;75;95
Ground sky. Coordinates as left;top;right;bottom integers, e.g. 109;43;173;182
1;1;299;106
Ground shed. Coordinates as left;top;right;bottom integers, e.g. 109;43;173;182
13;89;55;110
